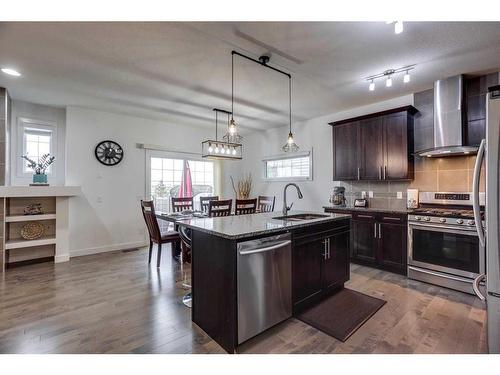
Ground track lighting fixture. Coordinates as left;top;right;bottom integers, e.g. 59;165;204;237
365;66;415;91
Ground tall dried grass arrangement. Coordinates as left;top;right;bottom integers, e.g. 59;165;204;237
230;174;252;199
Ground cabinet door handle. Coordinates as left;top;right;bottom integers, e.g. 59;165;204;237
323;239;328;260
357;167;360;180
382;216;401;221
328;238;331;259
383;166;387;180
374;223;377;238
379;166;382;180
357;214;374;219
379;223;382;239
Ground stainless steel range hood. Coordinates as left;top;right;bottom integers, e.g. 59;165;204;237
418;75;478;157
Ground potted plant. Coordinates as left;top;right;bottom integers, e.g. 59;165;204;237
21;153;55;185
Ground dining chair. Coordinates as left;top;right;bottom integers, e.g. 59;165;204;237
235;198;257;215
200;196;219;213
208;199;232;217
140;200;180;268
258;195;276;212
171;196;194;212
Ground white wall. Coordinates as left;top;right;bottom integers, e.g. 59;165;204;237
10;100;66;185
65;106;216;257
223;94;414;212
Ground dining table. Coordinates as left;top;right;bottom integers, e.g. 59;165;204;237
155;211;208;259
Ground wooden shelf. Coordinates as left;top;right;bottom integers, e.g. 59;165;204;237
5;236;57;250
5;214;57;223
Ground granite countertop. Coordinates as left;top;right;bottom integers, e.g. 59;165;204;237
323;205;411;214
177;210;351;240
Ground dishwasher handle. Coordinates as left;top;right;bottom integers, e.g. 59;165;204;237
238;240;291;256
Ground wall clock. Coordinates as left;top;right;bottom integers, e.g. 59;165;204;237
95;140;124;166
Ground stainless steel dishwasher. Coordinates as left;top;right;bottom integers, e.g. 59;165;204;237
237;232;292;344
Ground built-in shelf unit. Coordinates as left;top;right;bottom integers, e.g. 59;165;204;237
0;186;80;272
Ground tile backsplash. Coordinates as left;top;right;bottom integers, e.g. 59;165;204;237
335;155;484;210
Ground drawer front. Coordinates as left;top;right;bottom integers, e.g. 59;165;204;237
292;220;350;241
379;213;407;223
324;208;407;223
352;212;377;221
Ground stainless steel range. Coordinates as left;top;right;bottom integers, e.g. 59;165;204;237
408;192;486;294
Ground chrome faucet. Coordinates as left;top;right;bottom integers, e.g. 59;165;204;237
282;183;303;216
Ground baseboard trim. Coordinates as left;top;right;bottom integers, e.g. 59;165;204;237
55;254;70;263
70;240;149;258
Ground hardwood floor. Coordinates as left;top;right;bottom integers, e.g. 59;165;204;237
0;246;487;354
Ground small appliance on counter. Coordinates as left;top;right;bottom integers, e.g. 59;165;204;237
407;189;419;209
354;198;368;208
329;186;346;207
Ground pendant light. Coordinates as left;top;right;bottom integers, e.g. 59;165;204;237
282;76;299;152
201;108;242;160
223;52;243;144
228;50;296;153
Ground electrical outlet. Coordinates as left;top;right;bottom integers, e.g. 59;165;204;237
397;191;403;199
369;191;374;198
97;196;103;203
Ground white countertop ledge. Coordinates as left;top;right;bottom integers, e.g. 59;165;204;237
0;186;82;197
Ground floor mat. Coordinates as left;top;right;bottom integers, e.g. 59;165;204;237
296;288;386;342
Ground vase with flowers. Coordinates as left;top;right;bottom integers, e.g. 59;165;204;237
21;153;55;185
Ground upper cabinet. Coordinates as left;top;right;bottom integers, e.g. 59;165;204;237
465;74;498;146
332;121;359;180
330;106;417;181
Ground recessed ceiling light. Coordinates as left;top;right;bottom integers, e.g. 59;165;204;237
1;68;21;77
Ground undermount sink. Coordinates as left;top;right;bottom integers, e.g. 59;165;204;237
273;213;330;221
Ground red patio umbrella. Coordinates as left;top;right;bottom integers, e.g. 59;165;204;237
178;160;193;198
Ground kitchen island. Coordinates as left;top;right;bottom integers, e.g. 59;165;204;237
178;211;351;353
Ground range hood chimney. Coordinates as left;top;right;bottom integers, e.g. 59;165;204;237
418;75;478;157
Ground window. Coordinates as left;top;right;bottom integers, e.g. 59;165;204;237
263;151;312;181
17;118;57;177
23;128;53;173
149;156;215;212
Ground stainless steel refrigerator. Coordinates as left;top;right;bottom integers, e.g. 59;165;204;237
473;84;500;353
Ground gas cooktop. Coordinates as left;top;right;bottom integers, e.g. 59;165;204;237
410;207;479;219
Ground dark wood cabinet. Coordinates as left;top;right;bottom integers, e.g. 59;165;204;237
465;73;498;146
324;208;407;275
359;117;384;180
351;216;377;264
378;220;407;274
330;106;417;181
384;112;413;180
292;221;350;312
292;236;323;304
323;230;350;290
332;122;359;180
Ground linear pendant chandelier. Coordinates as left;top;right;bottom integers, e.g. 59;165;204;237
202;108;243;160
229;51;298;153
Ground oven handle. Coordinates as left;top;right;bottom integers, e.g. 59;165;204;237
472;138;486;248
409;222;479;234
472;273;486;301
408;266;475;283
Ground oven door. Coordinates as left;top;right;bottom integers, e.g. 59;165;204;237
408;223;485;279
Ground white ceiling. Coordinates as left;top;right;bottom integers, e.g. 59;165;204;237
1;22;500;133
